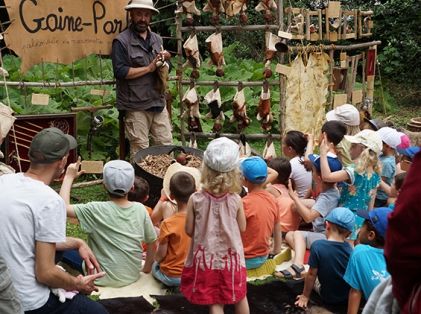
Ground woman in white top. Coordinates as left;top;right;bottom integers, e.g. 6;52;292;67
282;131;312;198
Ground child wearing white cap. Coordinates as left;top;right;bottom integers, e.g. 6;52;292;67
61;159;157;288
181;137;249;313
375;127;403;207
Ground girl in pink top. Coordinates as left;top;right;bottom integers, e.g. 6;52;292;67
266;157;302;232
181;137;249;314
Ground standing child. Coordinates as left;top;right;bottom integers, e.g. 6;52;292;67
282;131;312;198
319;129;383;240
344;207;392;314
295;207;354;310
153;171;196;286
181;137;249;313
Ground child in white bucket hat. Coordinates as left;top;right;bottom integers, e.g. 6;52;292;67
181;137;250;313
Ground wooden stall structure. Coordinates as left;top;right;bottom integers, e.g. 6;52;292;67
174;0;380;146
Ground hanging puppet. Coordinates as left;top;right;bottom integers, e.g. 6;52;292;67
256;80;273;131
205;83;224;132
223;0;248;24
182;83;202;133
263;32;280;78
262;134;277;161
206;32;225;77
203;0;224;25
175;0;201;26
238;134;252;157
230;82;251;131
255;0;277;23
183;34;201;79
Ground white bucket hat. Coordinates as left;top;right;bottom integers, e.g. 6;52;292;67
344;129;383;155
125;0;159;13
326;104;360;126
204;137;240;172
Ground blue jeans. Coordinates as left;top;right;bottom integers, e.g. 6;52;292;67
25;292;108;314
60;250;84;273
245;255;268;269
152;262;181;287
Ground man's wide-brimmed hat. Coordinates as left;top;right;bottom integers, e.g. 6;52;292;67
125;0;159;13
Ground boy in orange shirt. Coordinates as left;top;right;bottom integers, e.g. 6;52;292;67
152;171;196;286
241;156;282;269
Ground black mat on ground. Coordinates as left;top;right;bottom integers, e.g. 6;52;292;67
98;296;155;314
153;280;307;314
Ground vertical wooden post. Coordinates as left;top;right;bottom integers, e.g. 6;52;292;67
175;13;186;145
328;49;334;110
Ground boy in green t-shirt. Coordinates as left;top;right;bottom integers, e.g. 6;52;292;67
60;159;157;287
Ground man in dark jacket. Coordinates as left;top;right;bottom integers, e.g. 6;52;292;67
112;0;173;160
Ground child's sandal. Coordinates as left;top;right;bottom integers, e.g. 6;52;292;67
274;264;305;280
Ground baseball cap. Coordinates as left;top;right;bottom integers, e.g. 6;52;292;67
29;127;77;163
325;207;355;232
357;207;393;238
344;129;383;155
326;104;360;126
163;162;201;203
397;146;421;159
376;127;402;149
204;137;239;172
396;132;410;150
308;153;342;172
103;160;135;196
363;118;387;131
240;156;268;184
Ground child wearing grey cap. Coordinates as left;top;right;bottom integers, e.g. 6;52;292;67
60;159;157;288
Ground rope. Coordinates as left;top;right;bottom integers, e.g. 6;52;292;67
0;51;22;171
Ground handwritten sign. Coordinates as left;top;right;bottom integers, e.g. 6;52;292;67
4;0;129;72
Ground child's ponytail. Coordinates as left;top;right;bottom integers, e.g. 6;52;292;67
201;164;242;195
355;148;381;175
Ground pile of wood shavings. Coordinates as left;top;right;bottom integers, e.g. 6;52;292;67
136;154;202;178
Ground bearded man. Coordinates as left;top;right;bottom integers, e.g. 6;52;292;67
111;0;173;160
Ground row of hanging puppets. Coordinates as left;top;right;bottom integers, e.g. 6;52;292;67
182;80;272;133
177;0;374;41
184;31;288;78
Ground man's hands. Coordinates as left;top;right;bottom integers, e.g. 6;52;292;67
75;272;106;295
78;240;102;275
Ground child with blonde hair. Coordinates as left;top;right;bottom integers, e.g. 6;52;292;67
319;129;383;240
181;137;249;314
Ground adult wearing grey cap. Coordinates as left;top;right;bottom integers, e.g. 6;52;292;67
0;127;108;313
112;0;173;161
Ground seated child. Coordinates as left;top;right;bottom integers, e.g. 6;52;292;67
60;160;157;287
241;156;282;269
266;157;301;233
128;176;153;215
152;171;195;286
281;131;312;198
344;207;392;314
396;145;420;174
151;162;201;225
276;154;342;280
295;207;354;310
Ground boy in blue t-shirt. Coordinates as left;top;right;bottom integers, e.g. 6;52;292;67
344;207;392;314
295;207;354;309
